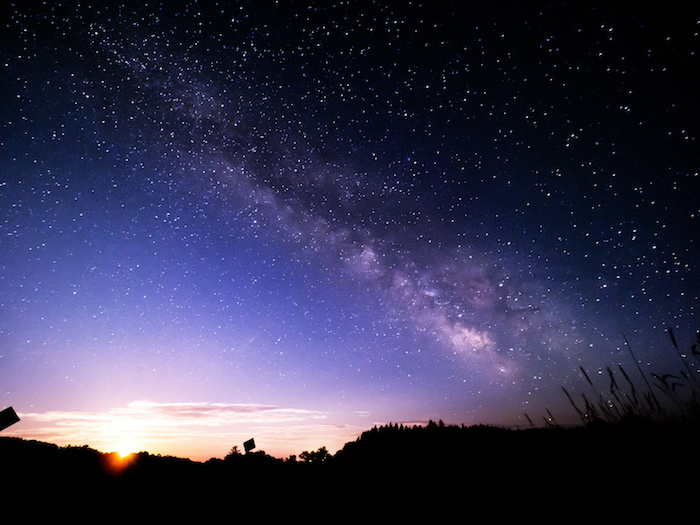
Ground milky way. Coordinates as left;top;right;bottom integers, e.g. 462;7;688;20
1;2;698;457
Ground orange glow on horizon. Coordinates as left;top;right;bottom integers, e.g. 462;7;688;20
103;450;136;475
111;436;140;459
9;400;369;463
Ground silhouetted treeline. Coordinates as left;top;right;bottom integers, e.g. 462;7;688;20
3;416;696;520
334;417;698;476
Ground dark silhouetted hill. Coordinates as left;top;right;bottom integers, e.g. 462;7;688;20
2;418;696;519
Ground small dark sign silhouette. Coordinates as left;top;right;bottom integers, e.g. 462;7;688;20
244;438;255;454
0;407;19;432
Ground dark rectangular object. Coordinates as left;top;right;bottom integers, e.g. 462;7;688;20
0;407;19;431
244;438;255;453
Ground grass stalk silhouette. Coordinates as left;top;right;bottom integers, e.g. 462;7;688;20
623;333;664;416
561;328;700;427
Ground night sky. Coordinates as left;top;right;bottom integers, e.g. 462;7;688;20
1;2;698;460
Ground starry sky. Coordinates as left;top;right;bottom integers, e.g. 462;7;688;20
1;1;698;460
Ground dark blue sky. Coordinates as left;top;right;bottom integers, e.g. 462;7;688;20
1;1;697;459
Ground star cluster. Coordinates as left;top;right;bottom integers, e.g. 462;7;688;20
0;2;697;457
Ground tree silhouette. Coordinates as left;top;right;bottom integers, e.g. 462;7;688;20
225;445;241;458
299;446;331;463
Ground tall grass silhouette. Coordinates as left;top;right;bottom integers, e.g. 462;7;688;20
560;328;700;427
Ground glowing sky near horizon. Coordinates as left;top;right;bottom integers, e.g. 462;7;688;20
1;2;697;460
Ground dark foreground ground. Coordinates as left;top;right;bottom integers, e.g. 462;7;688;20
2;420;696;520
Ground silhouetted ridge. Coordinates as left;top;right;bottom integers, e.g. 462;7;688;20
3;416;696;519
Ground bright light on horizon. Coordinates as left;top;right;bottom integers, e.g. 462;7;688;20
4;400;370;461
113;438;138;459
